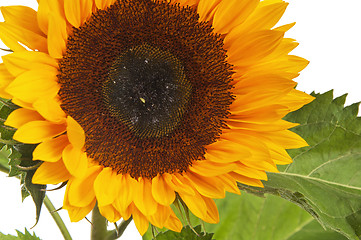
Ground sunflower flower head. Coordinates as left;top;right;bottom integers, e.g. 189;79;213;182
0;0;314;235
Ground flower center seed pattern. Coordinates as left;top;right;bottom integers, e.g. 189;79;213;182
58;0;234;179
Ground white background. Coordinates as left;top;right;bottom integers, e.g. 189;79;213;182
0;0;361;239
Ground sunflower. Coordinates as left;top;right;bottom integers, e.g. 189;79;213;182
0;0;313;235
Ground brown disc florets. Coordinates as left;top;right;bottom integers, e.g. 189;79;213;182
58;0;233;179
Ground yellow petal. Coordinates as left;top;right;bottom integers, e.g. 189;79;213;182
2;51;57;77
274;22;295;32
189;161;238;177
197;0;221;22
266;140;293;165
227;30;284;67
37;0;50;34
224;1;288;48
94;167;121;207
201;196;219;223
264;130;309;149
99;204;121;223
0;63;14;98
164;173;195;196
279;89;315;112
229;172;264;187
131;204;150;236
64;187;96;223
66;116;85;149
13;121;66;144
32;160;71;184
233;163;268;180
232;75;295;97
119;205;132;221
66;200;96;222
5;67;59;104
212;0;258;34
11;99;34;111
205;140;251;163
64;0;93;28
48;13;68;59
95;0;117;10
152;174;176;206
171;0;200;7
216;174;240;194
5;108;44;129
0;6;45;37
163;210;182;232
148;205;172;229
264;37;298;60
33;95;66;124
185;172;225;198
0;22;47;52
114;174;136;212
178;190;207;220
33;135;69;162
68;166;100;207
133;178;158;216
226;119;298;132
38;0;69;37
62;145;88;178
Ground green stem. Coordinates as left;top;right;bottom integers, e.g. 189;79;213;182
91;207;133;240
43;195;72;240
91;203;108;240
115;217;133;239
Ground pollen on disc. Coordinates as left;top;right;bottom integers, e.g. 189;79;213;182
102;44;192;138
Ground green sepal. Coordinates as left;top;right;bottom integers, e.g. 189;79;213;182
8;149;22;177
0;228;40;240
0;99;46;227
153;225;214;240
0;103;16;141
23;168;47;226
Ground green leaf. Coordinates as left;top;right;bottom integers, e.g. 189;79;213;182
206;193;346;240
153;225;213;240
0;228;40;240
242;91;361;239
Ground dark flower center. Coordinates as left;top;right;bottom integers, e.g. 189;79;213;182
58;0;233;179
103;44;191;138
